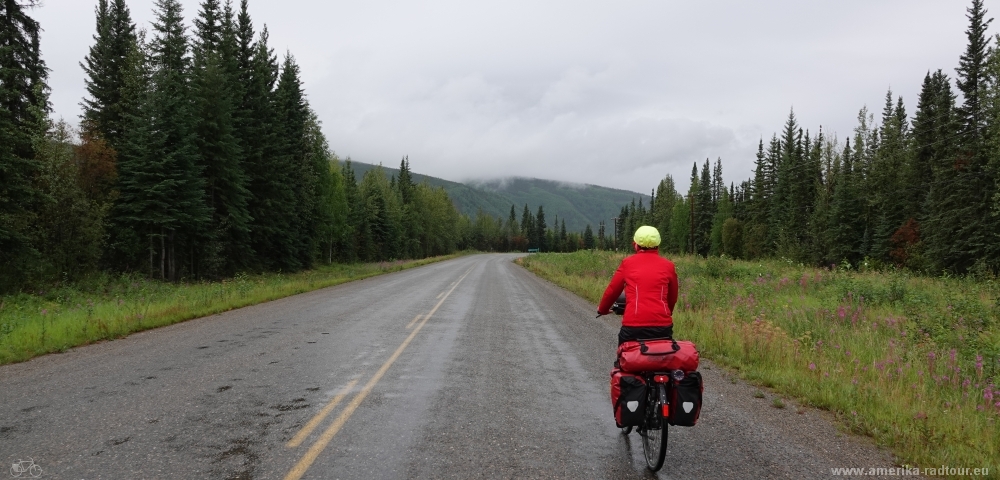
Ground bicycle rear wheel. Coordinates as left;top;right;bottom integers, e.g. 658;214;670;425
641;384;668;471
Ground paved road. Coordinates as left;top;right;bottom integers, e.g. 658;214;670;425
0;254;904;479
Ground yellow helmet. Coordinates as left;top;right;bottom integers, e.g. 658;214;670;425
633;225;661;248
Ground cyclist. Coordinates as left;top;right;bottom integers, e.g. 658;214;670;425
597;225;678;345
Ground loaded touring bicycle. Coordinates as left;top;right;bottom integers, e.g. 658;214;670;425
607;295;704;472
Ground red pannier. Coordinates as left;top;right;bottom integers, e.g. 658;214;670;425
617;338;699;374
610;368;646;427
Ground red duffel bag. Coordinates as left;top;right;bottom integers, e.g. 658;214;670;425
617;338;699;373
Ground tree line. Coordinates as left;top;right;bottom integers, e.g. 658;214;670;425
1;0;573;293
459;203;598;253
615;0;1000;276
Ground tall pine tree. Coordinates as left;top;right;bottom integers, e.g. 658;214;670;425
191;0;250;275
925;0;994;273
0;0;49;290
114;0;209;280
80;0;136;150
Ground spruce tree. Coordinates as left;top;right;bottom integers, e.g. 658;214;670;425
771;110;803;256
870;90;911;263
507;204;518;238
0;0;48;290
909;70;958;224
398;156;414;204
850;107;877;258
80;0;136;149
828;140;864;266
983;35;1000;271
304;109;335;260
925;0;995;273
743;139;769;257
535;205;547;251
274;53;316;267
115;0;209;280
191;52;249;274
762;134;782;252
191;0;250;275
341;159;360;261
652;175;677;250
695;159;714;256
243;26;289;270
521;203;534;249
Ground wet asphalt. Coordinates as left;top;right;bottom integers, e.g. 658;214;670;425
0;254;906;479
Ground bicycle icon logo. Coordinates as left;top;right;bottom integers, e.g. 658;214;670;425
9;457;42;478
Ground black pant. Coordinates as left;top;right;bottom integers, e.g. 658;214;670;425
618;325;673;346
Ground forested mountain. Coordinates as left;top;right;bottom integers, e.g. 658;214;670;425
350;161;649;232
613;0;1000;276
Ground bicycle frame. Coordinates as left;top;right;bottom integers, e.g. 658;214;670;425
640;372;672;428
635;371;672;471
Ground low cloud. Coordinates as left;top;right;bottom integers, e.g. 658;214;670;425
36;0;970;194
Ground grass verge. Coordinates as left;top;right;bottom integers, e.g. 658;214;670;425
517;251;1000;476
0;254;463;366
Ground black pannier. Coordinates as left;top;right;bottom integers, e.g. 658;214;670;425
611;368;647;427
668;371;703;426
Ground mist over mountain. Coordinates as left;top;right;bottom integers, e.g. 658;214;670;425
348;161;650;232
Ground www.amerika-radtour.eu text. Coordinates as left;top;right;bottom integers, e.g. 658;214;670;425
830;466;990;476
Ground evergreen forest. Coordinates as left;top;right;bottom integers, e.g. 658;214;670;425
615;0;1000;277
6;0;1000;295
0;0;577;294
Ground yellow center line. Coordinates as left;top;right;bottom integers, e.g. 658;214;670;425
405;313;424;330
286;378;360;448
283;267;474;480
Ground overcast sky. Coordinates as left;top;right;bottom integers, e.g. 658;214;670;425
33;0;976;194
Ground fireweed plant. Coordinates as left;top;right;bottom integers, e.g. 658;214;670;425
517;251;999;473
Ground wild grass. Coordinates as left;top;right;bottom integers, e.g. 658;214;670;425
518;251;1000;474
0;255;461;365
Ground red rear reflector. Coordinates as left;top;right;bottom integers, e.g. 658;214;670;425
653;375;670;383
662;403;670;417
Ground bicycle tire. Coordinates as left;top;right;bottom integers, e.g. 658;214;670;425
621;426;633;435
641;384;668;471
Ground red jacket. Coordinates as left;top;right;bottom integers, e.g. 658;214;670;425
598;249;678;328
